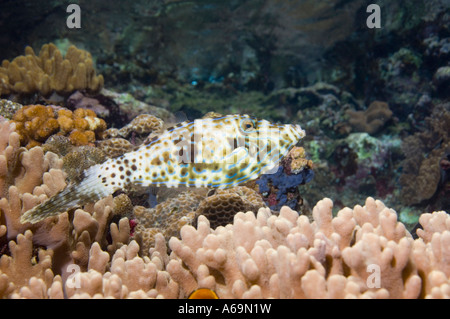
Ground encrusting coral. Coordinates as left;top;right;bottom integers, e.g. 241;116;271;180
399;102;450;206
0;100;22;120
196;186;266;229
134;190;205;256
256;146;314;211
133;186;266;254
0;43;104;97
346;101;393;135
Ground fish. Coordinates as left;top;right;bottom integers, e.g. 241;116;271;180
188;288;219;299
20;114;306;224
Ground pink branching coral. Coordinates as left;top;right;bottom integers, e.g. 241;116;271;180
0;121;130;297
164;198;449;299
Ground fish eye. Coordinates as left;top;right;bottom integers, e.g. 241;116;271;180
240;119;255;132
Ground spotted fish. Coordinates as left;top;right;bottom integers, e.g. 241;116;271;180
21;114;305;224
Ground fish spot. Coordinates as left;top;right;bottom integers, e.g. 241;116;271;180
151;158;162;165
131;164;137;171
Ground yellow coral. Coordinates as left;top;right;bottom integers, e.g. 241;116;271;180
0;43;103;96
97;138;135;158
286;146;314;174
13;105;58;147
12;105;107;148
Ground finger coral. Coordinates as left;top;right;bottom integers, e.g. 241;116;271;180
0;121;130;297
21;196;444;299
0;43;104;97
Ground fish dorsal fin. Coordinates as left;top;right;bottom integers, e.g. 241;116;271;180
174;111;188;123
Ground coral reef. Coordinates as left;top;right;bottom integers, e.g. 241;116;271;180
0;100;22;120
96;138;135;159
0;112;449;299
399;102;450;207
256;147;314;211
0;43;103;97
61;146;107;183
0;0;448;301
134;190;205;256
0;120;130;297
134;186;265;254
103;114;163;140
100;89;174;123
2;192;449;298
196;187;266;229
12;105;107;148
346;101;393;135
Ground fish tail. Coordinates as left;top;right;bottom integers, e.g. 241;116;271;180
20;164;112;224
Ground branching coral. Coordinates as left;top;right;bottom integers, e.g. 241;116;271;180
0;43;104;97
0;121;130;298
165;197;448;299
